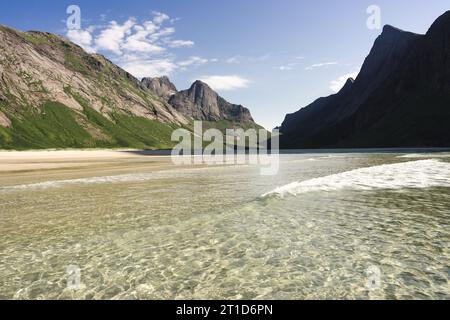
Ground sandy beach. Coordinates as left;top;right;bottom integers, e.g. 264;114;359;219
0;150;171;173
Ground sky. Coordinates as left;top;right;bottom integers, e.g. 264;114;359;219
0;1;449;129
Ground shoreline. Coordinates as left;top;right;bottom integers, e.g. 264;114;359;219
279;147;450;154
0;149;172;173
1;147;449;174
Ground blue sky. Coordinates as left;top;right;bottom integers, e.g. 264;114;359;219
0;1;449;129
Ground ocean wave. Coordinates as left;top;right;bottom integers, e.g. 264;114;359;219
0;173;161;192
398;153;450;158
261;160;450;198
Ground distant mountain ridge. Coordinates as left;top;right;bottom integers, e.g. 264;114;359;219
0;25;259;149
169;80;254;123
141;77;255;123
280;11;450;148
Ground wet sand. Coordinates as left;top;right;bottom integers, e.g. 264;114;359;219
0;150;176;187
0;150;170;172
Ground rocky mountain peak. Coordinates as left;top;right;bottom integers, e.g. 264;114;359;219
141;76;178;100
374;24;419;48
169;80;254;123
426;10;450;36
340;78;354;93
357;23;419;82
187;80;218;102
426;11;450;53
381;25;406;36
190;80;211;89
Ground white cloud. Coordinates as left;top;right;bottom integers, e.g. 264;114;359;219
121;57;177;78
122;26;165;53
95;19;136;54
226;56;240;64
153;11;170;25
90;16;176;56
63;12;207;79
66;29;95;53
168;39;195;48
150;27;175;41
330;72;359;92
122;39;165;53
278;62;300;71
249;53;271;62
305;61;338;71
142;21;159;34
225;54;272;64
121;54;215;79
198;75;250;91
276;56;305;71
178;56;209;67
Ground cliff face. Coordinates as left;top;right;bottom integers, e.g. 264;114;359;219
280;11;450;148
0;25;259;149
141;76;178;101
169;81;254;123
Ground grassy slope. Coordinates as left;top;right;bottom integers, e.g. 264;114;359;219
0;101;177;150
0;104;265;150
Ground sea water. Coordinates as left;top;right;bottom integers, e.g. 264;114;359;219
0;152;449;299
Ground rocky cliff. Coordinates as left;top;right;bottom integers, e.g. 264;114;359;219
280;11;450;148
141;76;178;101
169;80;254;123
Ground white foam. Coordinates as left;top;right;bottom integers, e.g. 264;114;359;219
0;166;230;193
262;160;450;198
398;153;450;159
0;173;161;192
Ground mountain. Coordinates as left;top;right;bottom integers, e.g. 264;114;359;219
141;76;177;101
0;25;259;150
280;11;450;149
169;80;254;123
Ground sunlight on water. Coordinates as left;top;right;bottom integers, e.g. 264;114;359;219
0;153;449;299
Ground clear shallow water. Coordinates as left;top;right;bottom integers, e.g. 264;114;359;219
0;153;449;299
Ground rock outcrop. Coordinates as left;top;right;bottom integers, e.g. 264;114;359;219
141;76;178;101
169;80;254;123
